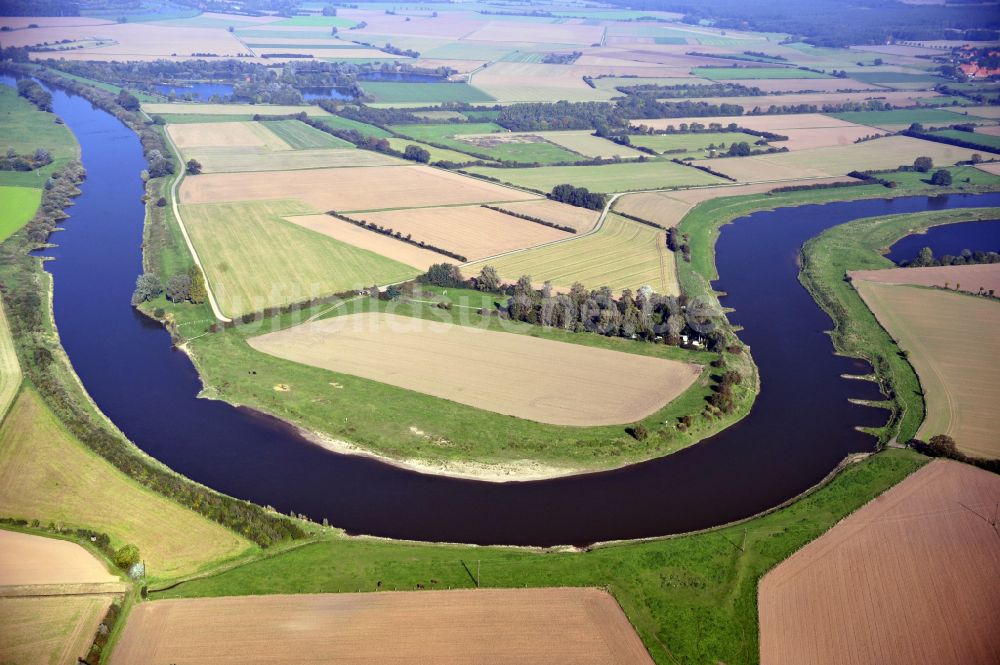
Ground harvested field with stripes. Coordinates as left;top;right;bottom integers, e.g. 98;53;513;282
759;460;1000;665
493;200;600;233
0;595;113;665
250;312;699;426
182;146;402;173
167;121;289;150
179;166;538;211
354;205;572;261
111;588;655;665
467;213;677;295
283;214;444;271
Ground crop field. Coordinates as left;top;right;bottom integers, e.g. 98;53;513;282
0;530;117;587
144;102;330;117
695;136;983;182
494;199;600;233
8;21;247;59
693;66;830;79
0;595;113;665
466;213;677;295
470;62;618;103
181;199;420;315
688;90;939;112
112;588;654;664
385;137;482;163
947;105;1000;120
0;186;41;244
759;460;1000;665
848;70;945;85
167;121;289;150
613;178;856;228
0;389;251;578
627;131;763;156
776;125;887;150
632;112;863;132
184;145;402;173
314;114;393;138
249;311;698;426
530;130;645;158
355;205;571;261
932;128;1000;150
464;160;726;193
179;165;537;211
391;122;584;163
283;214;444;271
261;119;354;149
829;108;994;130
853;279;1000;458
850;264;1000;298
361;81;495;103
592;76;708;90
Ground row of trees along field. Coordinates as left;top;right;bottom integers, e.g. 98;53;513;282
421;263;726;350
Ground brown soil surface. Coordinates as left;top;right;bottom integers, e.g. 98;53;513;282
248;312;700;426
0;530;117;587
283;214;445;270
111;588;654;665
496;199;600;233
355;205;571;261
849;263;1000;296
759;460;1000;665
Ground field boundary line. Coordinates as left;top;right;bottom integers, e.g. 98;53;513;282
162;128;233;323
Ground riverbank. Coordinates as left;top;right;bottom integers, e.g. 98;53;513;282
800;207;1000;443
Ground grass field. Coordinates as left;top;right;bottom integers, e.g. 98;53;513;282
362;81;495;103
283;214;444;271
152;449;928;665
250;312;699;427
853;280;1000;458
181;199;420;316
464;160;726;193
0;295;21;423
167;121;289;150
184;145;401;173
0;186;41;245
0;595;113;665
848;70;945;85
113;588;653;664
0;388;251;579
693;66;829;79
534;130;645;159
627;131;763;156
262;119;354;149
932;128;1000;150
0;83;78;190
829;108;993;130
760;460;1000;665
466;213;677;295
385;137;482;163
392;122;584;164
314;113;393;138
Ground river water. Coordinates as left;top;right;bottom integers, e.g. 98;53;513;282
11;77;1000;546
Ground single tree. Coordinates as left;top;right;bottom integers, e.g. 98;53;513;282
131;273;162;305
913;156;933;173
403;144;431;163
187;265;207;304
477;265;500;292
114;544;141;570
186;158;202;175
166;273;192;303
930;169;952;186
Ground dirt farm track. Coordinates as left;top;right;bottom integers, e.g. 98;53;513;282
110;587;654;665
759;460;1000;665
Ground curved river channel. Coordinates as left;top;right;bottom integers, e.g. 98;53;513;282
18;79;1000;547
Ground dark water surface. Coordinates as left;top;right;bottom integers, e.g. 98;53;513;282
886;218;1000;264
15;78;1000;546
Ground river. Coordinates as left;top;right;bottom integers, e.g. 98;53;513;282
10;77;1000;546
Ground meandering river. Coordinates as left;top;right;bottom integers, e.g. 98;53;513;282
11;77;1000;546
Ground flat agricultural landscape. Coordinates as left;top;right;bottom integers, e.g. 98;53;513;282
0;530;117;587
0;595;113;665
852;278;1000;458
111;587;654;665
759;460;1000;665
466;213;677;295
849;263;1000;297
492;199;600;233
248;312;699;427
464;160;726;193
179;165;538;211
354;205;572;261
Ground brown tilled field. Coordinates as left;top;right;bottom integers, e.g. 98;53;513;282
0;530;117;587
249;312;699;426
283;214;445;270
179;165;538;211
849;263;1000;296
852;279;1000;458
354;205;571;261
494;199;600;233
759;460;1000;665
110;588;654;665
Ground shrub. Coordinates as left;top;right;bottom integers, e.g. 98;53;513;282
113;544;140;570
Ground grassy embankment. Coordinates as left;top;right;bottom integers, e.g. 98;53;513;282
153;449;928;665
799;207;1000;443
0;83;78;239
